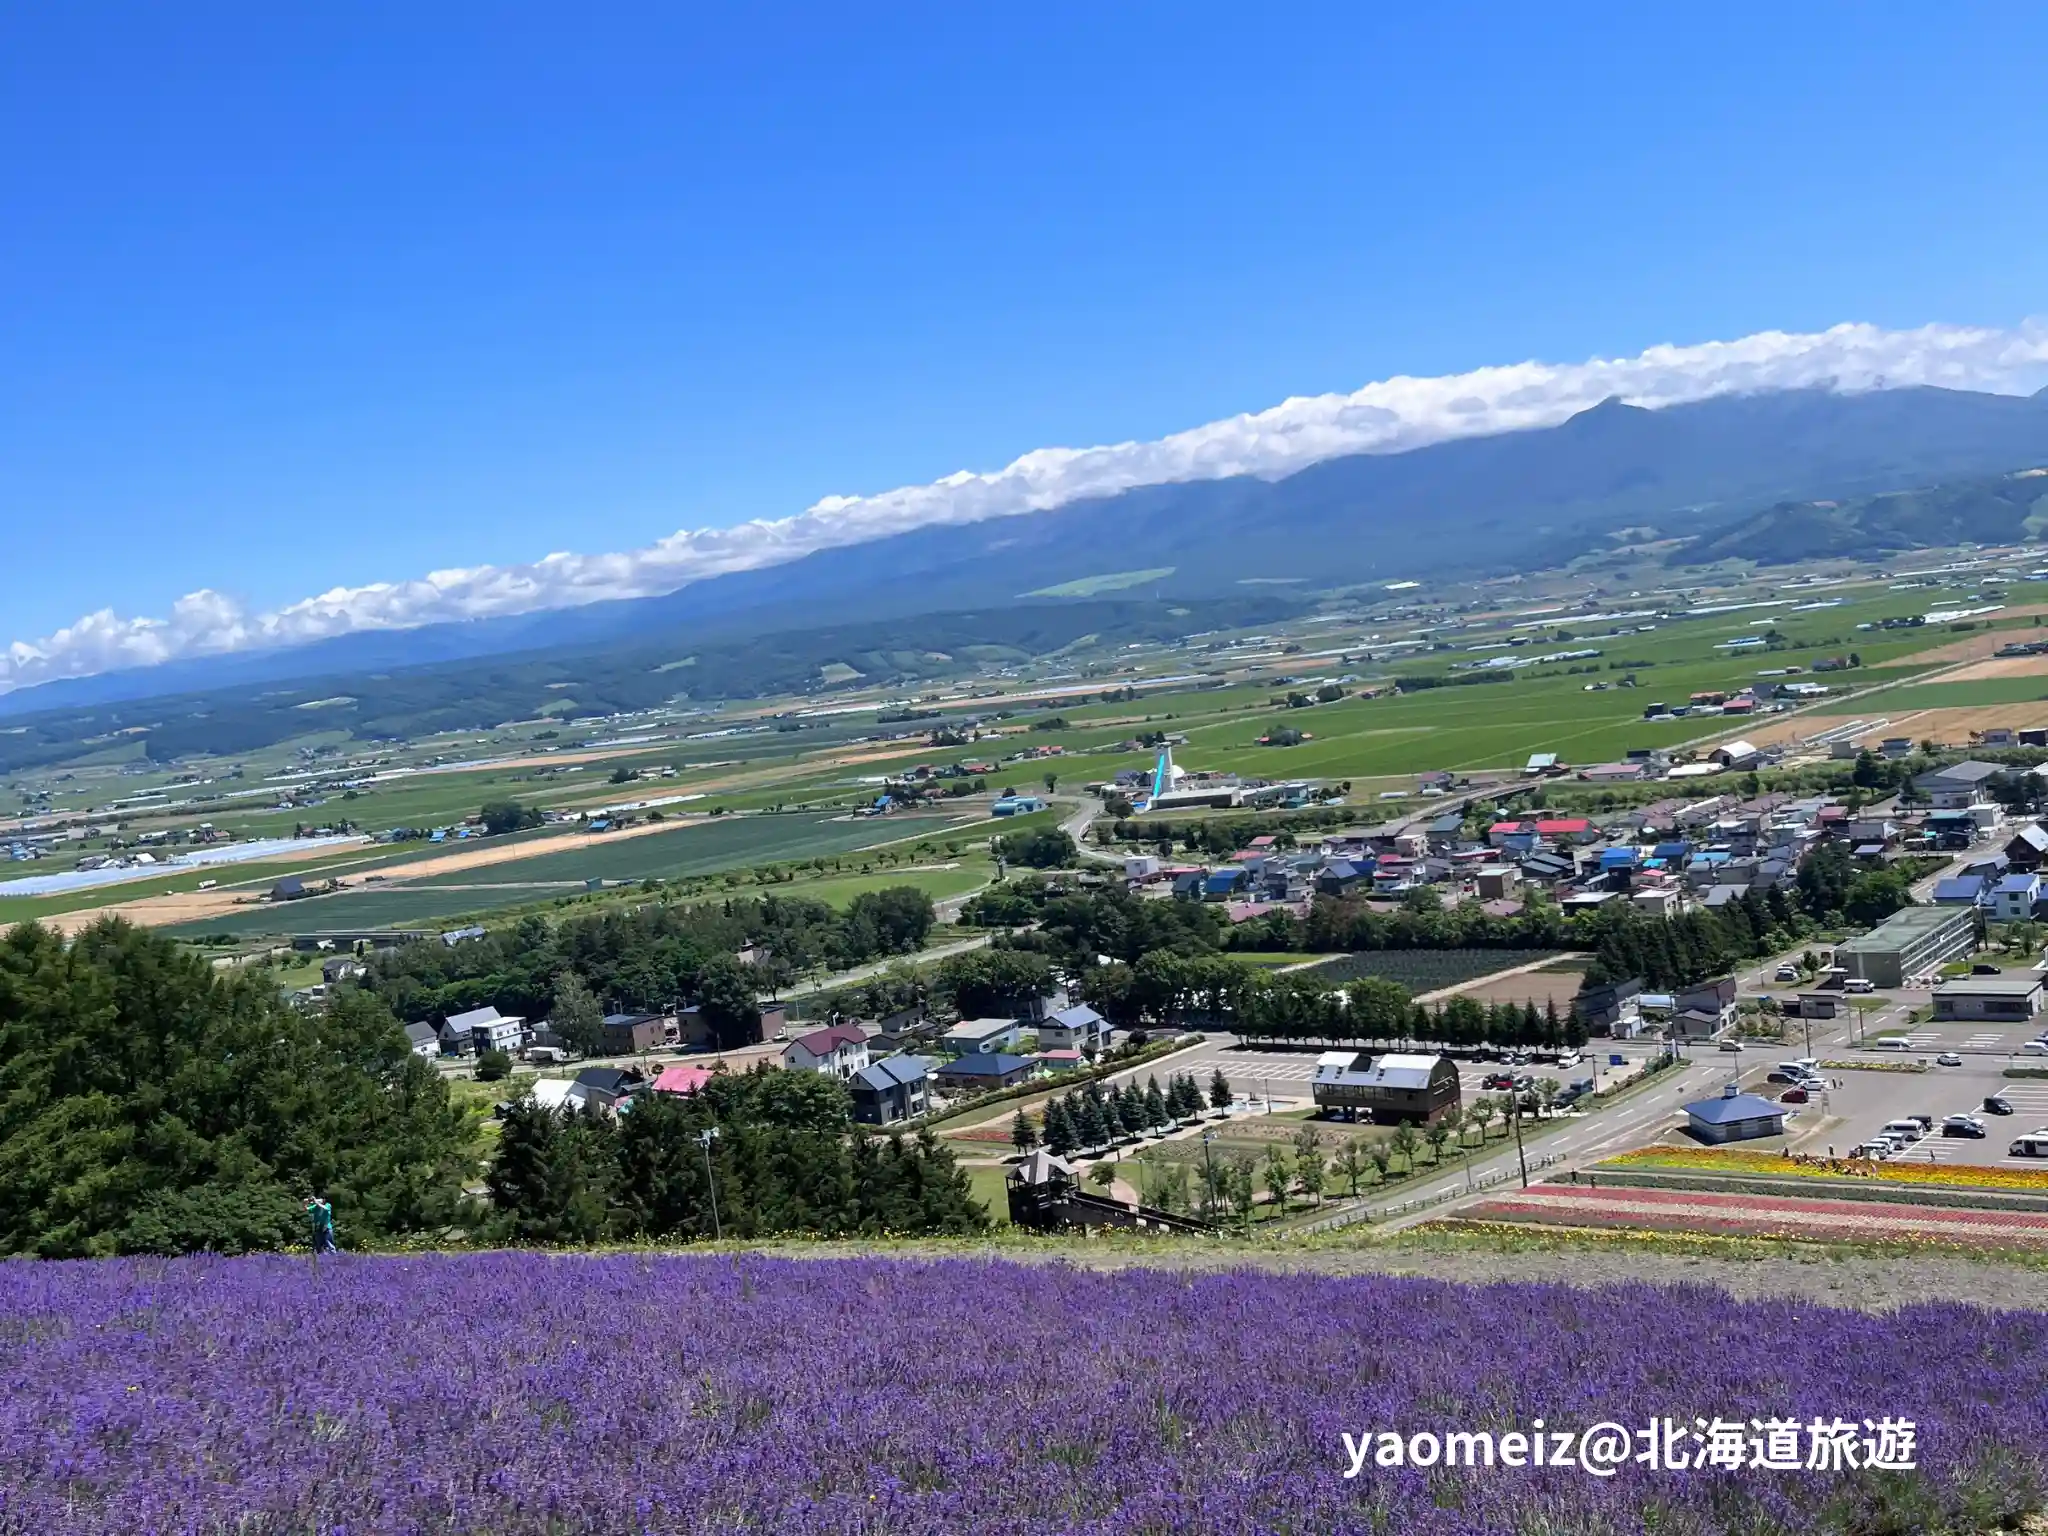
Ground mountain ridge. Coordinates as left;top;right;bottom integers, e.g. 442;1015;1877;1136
8;381;2048;720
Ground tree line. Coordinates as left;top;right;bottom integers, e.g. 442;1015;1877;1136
362;887;935;1037
487;1066;987;1242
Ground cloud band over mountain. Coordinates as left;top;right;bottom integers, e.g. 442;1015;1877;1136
8;319;2048;698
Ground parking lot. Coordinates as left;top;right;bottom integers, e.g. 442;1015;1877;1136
1764;1043;2048;1169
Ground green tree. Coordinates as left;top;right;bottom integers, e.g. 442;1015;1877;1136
1142;1077;1170;1130
0;919;472;1258
480;799;545;836
548;971;605;1058
1333;1138;1371;1196
1389;1122;1421;1171
1087;1162;1118;1194
693;955;764;1050
475;1048;513;1082
1010;1108;1038;1153
484;1096;616;1244
1424;1121;1452;1165
1208;1067;1233;1110
1262;1144;1293;1210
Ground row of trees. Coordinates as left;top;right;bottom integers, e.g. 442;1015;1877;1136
487;1067;987;1242
1019;1070;1229;1157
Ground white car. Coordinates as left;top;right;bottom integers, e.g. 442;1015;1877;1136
1937;1052;1963;1067
1774;965;1800;982
2022;1041;2048;1056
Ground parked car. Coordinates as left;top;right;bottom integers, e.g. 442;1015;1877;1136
1482;1072;1514;1091
1766;1070;1803;1085
1909;1114;1934;1131
1848;1141;1891;1159
1843;977;1876;994
1779;1087;1809;1104
1774;964;1801;982
2011;1134;2048;1158
1718;1039;1744;1052
1985;1095;2017;1116
1942;1115;1987;1138
1881;1119;1925;1143
1973;963;2004;976
1936;1052;1963;1067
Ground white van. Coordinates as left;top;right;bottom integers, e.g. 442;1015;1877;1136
1869;1038;1910;1052
1843;977;1876;994
1881;1119;1925;1143
2010;1133;2048;1158
1556;1050;1581;1069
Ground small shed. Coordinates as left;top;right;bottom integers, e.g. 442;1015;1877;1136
1684;1087;1786;1145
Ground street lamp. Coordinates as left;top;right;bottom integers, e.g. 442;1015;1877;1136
1200;1131;1218;1221
697;1127;723;1241
1510;1096;1529;1188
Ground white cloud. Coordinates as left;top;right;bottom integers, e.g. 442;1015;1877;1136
8;318;2048;697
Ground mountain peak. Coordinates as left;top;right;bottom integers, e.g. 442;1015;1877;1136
1562;394;1649;428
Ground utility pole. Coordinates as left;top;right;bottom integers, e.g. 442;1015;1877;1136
1511;1096;1529;1188
1200;1131;1217;1222
697;1127;723;1241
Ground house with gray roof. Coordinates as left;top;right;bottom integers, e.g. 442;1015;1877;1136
849;1055;932;1125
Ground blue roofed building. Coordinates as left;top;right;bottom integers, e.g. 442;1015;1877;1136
1684;1086;1787;1145
1598;847;1639;872
933;1052;1039;1094
1932;874;1992;906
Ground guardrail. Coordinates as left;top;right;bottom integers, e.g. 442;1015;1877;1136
1287;1153;1566;1236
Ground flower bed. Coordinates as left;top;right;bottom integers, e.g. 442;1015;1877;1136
1602;1146;2048;1193
7;1252;2048;1533
1817;1058;1929;1073
1466;1183;2048;1248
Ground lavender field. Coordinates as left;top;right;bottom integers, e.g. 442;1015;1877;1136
3;1252;2045;1534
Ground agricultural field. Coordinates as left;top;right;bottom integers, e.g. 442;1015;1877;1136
1300;947;1567;993
9;1251;2042;1534
157;811;969;939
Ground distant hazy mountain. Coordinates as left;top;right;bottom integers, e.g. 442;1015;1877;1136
8;382;2048;721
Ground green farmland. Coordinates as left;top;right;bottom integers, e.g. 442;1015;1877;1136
159;810;978;939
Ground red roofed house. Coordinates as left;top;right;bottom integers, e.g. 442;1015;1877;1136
781;1023;871;1079
652;1065;714;1098
1534;817;1597;844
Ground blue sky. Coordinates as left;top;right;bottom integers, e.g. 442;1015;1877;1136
3;4;2046;652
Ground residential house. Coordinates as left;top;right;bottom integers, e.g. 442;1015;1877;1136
1534;817;1596;845
270;876;308;903
782;1022;871;1078
402;1021;441;1059
1474;865;1519;900
321;955;366;984
1523;753;1567;777
940;1017;1021;1056
1577;978;1644;1039
1933;873;1995;906
1039;1003;1111;1056
1919;760;2004;810
2005;824;2048;872
570;1066;645;1113
933;1052;1038;1095
651;1064;714;1097
442;1005;525;1056
600;1012;666;1055
1991;873;2044;923
1672;977;1737;1039
849;1055;933;1125
1315;859;1371;896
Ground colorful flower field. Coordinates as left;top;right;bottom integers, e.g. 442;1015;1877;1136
5;1252;2048;1534
1462;1182;2048;1249
1602;1145;2048;1193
